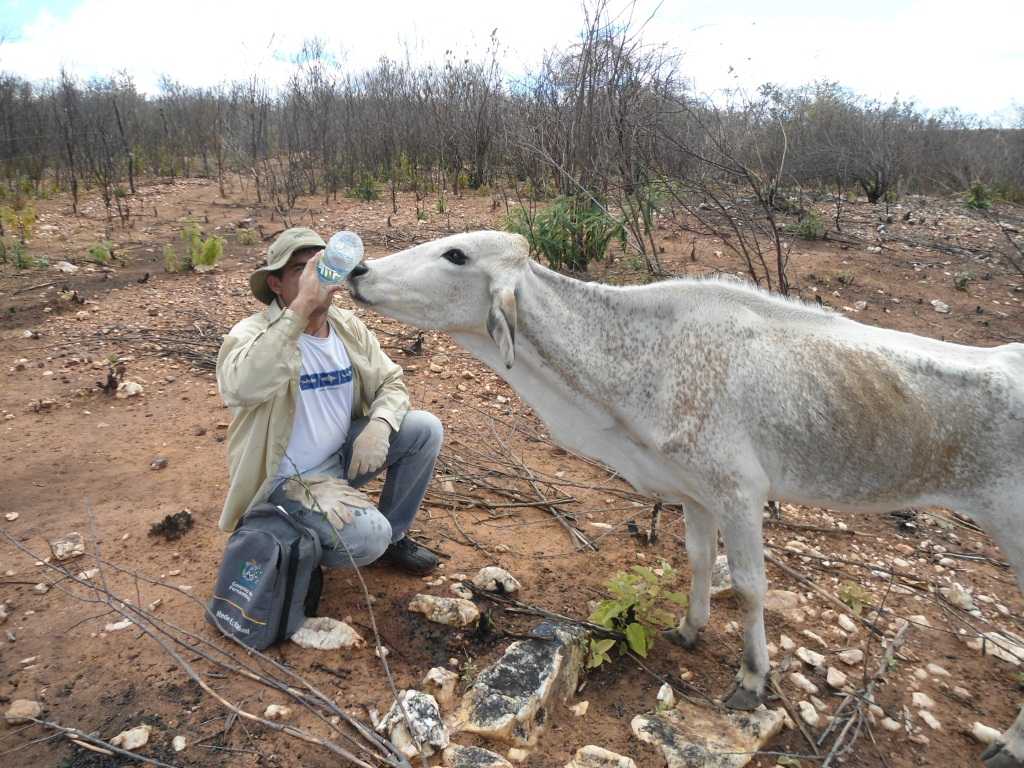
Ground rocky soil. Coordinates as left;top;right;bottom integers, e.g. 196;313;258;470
1;179;1023;767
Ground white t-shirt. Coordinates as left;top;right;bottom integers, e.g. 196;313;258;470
275;326;354;484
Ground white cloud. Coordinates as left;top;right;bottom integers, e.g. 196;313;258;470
1;0;1020;119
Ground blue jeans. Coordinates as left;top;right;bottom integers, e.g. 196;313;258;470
267;410;442;568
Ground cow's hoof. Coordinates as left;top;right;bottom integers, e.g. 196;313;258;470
662;627;698;651
981;741;1024;768
724;684;761;711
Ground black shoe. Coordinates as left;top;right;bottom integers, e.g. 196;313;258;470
374;536;439;575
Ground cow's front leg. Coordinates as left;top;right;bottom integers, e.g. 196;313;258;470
717;500;770;711
663;502;718;649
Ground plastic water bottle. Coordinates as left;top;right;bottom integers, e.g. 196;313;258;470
317;231;364;284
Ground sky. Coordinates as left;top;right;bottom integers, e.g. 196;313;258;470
1;0;1022;122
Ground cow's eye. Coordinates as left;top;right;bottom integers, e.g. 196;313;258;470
441;248;467;266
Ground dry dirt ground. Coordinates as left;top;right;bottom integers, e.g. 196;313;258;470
1;179;1023;768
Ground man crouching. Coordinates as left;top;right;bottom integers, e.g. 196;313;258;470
216;227;442;575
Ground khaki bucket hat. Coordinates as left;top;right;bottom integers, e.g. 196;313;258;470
250;227;326;304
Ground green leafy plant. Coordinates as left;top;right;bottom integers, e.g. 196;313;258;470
837;270;854;286
350;176;379;202
797;211;824;240
163;243;183;273
88;241;113;264
838;581;873;616
236;227;255;246
166;219;225;272
502;194;625;272
416;209;429;222
194;233;226;267
586;561;687;667
460;660;478;684
966;180;992;210
954;271;975;291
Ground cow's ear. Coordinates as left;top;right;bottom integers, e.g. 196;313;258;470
487;287;516;368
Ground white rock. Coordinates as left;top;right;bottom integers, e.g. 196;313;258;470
931;300;950;313
908;614;932;629
946;583;978;612
473;567;521;595
104;618;133;632
115;381;144;399
911;692;936;709
450;582;474;600
789;672;819;695
880;717;902;731
837;614;857;633
508;747;530;763
919;710;941;730
569;701;589;717
709;554;734;599
838;648;864;666
971;721;1001;745
422;667;459;707
376;690;449;758
109;724;152;751
290;616;364;650
4;512;17;522
657;684;675;708
826;667;848;689
53;261;79;274
264;704;292;720
565;744;636;768
779;634;796;651
796;647;827;671
51;532;85;560
925;663;950;677
33;583;49;594
4;699;42;724
408;594;480;627
802;629;828;647
797;700;820;727
172;735;187;752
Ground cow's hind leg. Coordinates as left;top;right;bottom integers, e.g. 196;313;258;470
663;502;718;650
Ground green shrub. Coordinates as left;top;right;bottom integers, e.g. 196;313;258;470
195;234;225;267
967;180;992;210
88;241;113;264
954;271;975;291
169;218;225;272
586;561;687;667
163;243;184;273
502;195;625;272
349;176;379;201
797;211;824;240
236;227;254;246
3;241;35;267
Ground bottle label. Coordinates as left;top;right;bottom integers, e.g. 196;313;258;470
317;259;344;283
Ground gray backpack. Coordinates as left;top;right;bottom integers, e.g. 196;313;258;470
206;503;324;650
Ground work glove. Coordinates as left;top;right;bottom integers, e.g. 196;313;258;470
284;476;370;531
348;418;393;479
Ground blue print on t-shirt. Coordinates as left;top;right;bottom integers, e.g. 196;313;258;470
300;367;353;391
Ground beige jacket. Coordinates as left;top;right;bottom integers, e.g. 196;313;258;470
216;300;409;531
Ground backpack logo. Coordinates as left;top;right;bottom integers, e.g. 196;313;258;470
239;558;262;587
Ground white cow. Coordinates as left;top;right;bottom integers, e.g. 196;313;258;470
348;231;1024;767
